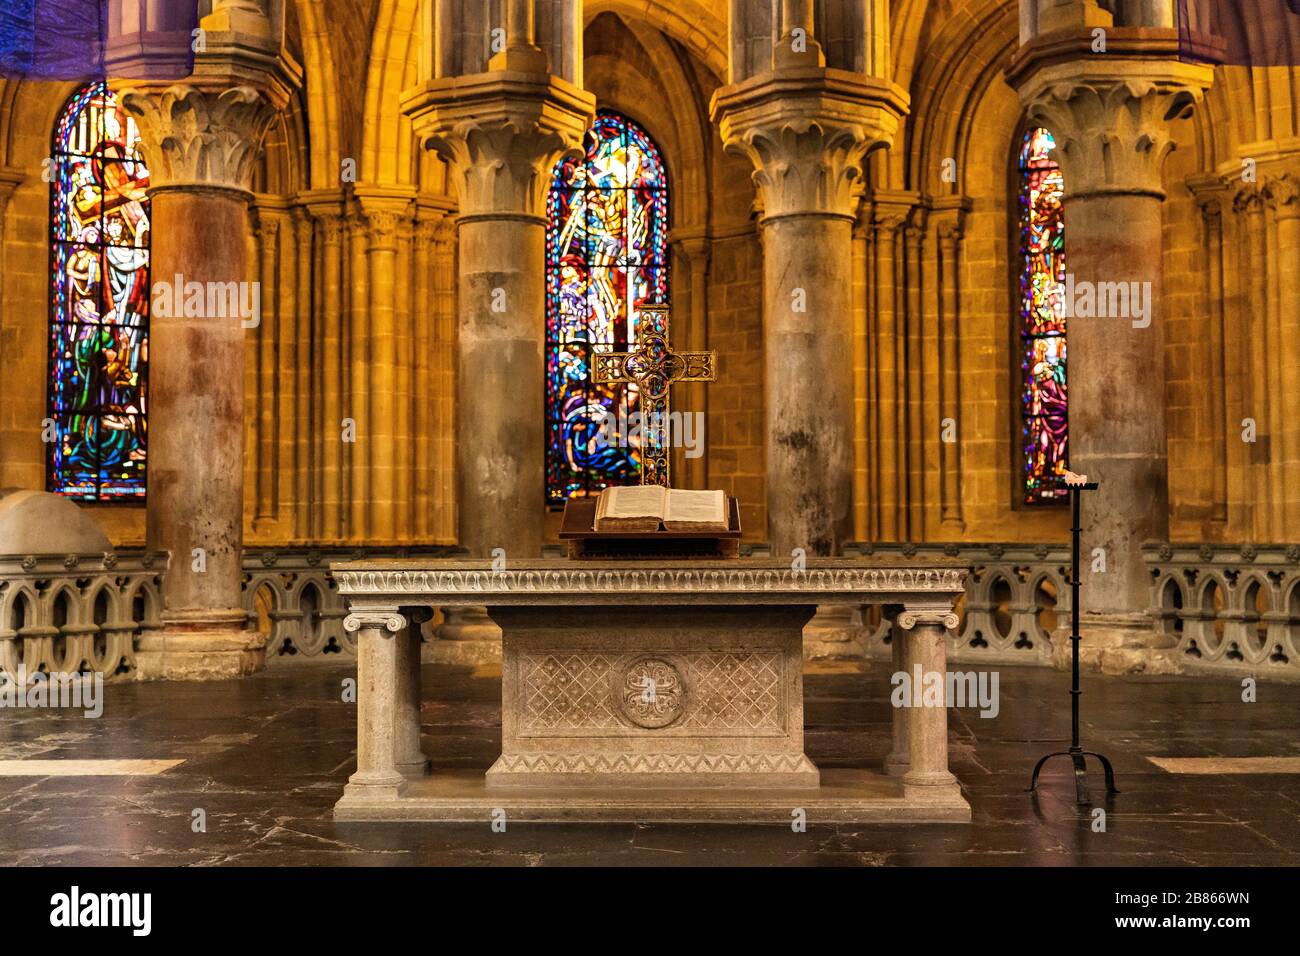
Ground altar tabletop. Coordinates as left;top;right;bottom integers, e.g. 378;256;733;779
331;556;967;607
332;558;970;824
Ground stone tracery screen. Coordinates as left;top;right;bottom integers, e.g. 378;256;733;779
47;81;150;501
1017;126;1068;505
544;110;669;503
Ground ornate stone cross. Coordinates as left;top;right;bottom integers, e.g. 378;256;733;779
592;304;716;487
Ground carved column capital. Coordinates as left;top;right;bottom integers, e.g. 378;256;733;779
1188;176;1228;224
290;203;313;242
413;215;440;245
671;233;711;268
345;208;368;240
935;218;963;247
305;202;345;245
403;73;594;220
356;193;414;252
904;206;927;247
343;609;409;635
1233;182;1267;216
1264;173;1300;220
898;602;960;632
0;167;23;210
1006;33;1216;200
431;214;457;245
711;71;908;221
930;196;971;246
871;195;915;240
115;83;285;196
252;206;282;240
1024;77;1208;199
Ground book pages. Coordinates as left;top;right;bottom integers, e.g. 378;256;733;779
593;485;667;532
663;489;728;532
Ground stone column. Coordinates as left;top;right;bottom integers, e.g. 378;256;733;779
412;211;437;540
870;199;913;543
882;604;909;776
252;209;279;531
346;209;370;539
1264;174;1300;539
304;200;346;541
1007;30;1215;656
430;214;458;538
934;207;967;529
898;602;961;799
405;75;592;558
405;56;593;651
1188;184;1229;526
0;169;21;216
1234;185;1270;539
0;168;22;281
393;610;430;776
712;73;907;557
341;609;409;798
355;191;414;542
116;75;293;680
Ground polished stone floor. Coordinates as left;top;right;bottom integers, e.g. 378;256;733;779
1;660;1297;866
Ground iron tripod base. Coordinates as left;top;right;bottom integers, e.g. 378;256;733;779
1027;746;1119;805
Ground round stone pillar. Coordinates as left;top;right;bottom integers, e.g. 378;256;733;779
712;73;907;557
114;74;294;679
146;185;252;637
453;210;548;556
1057;192;1166;615
759;212;856;554
1008;30;1217;661
405;72;593;654
405;74;593;559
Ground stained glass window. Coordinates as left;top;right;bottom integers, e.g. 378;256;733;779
47;81;150;500
545;110;668;503
1018;126;1068;505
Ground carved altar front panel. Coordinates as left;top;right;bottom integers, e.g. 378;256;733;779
519;649;785;736
487;605;817;788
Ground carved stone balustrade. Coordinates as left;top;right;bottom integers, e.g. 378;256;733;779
0;551;168;681
1144;543;1300;680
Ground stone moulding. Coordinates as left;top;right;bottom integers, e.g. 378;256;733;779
330;564;968;600
489;752;820;775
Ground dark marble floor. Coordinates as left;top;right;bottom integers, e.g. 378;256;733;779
0;660;1297;866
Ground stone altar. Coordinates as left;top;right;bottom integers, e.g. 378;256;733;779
332;559;970;823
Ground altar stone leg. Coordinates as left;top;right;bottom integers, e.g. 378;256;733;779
394;614;430;777
899;604;960;798
882;605;910;776
342;610;408;798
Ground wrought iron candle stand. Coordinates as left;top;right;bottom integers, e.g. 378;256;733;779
1027;478;1119;805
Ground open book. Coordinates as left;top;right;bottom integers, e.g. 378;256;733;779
593;486;729;533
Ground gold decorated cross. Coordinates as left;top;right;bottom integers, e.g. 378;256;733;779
592;304;716;487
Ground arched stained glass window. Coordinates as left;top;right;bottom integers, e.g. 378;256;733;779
47;81;150;500
545;110;668;503
1018;126;1068;505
